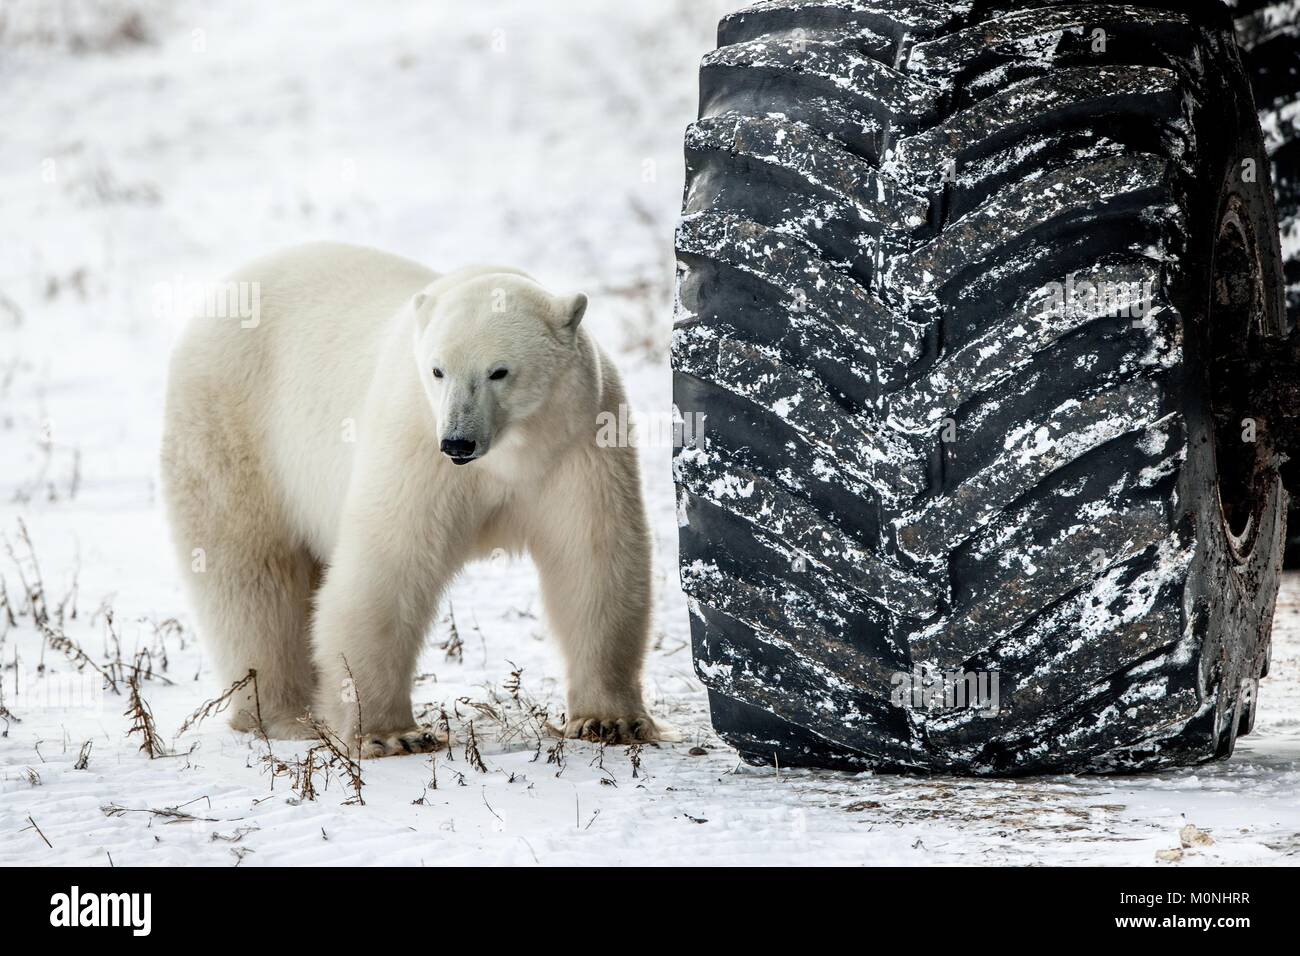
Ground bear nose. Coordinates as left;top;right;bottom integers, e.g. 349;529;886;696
440;438;477;462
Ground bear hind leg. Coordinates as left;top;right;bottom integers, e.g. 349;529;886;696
203;540;319;739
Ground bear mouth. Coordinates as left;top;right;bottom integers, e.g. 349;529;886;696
449;456;476;466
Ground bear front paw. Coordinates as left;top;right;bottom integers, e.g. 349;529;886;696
357;726;446;759
563;714;657;743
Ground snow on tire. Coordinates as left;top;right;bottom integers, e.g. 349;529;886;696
672;0;1288;773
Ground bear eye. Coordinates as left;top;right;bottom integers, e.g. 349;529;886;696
489;368;508;381
432;368;444;379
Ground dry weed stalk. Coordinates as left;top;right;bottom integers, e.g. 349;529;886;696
440;602;464;662
411;751;441;805
124;649;167;758
464;719;488;773
547;736;567;776
102;799;217;823
40;620;118;694
177;669;260;737
437;706;453;754
301;713;364;806
23;815;52;848
293;752;324;801
111;644;174;688
503;660;523;700
269;747;329;803
67;449;81;501
50;552;79;628
0;671;18;733
0;576;18;630
211;825;258;844
590;743;617;786
4;518;48;625
143;615;184;669
0;698;17;734
457;667;554;756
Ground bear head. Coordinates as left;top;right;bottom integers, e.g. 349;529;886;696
410;269;588;465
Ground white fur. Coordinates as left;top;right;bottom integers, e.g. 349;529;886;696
160;242;655;756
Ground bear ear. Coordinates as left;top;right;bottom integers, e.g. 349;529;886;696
410;289;435;345
555;292;587;340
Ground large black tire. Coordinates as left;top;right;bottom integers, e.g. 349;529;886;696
672;0;1288;773
1232;0;1300;563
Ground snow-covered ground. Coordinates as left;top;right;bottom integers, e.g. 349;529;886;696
1;0;1298;867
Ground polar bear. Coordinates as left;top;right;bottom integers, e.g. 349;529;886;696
160;242;656;756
